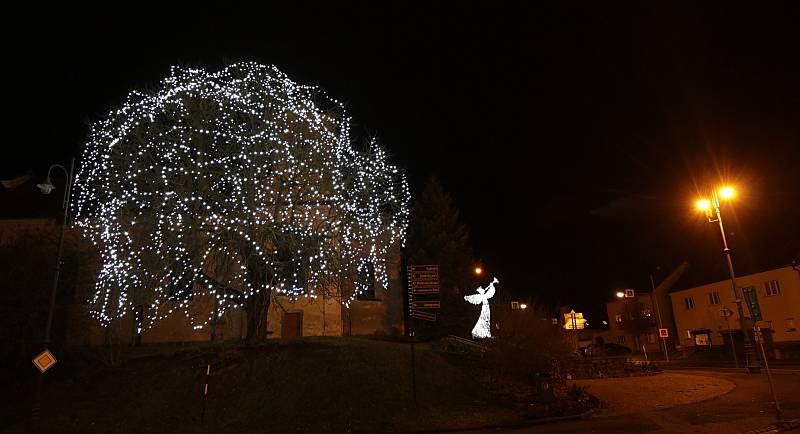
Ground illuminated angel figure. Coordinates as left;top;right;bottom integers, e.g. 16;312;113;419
464;277;498;339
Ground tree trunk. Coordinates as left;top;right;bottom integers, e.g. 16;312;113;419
245;289;270;344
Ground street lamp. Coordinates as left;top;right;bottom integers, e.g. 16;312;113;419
695;185;760;373
29;158;75;430
616;291;625;298
473;266;483;276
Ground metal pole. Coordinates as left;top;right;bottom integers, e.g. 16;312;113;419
28;158;75;433
724;309;739;368
201;364;211;424
649;274;669;361
409;316;417;406
755;327;782;422
713;191;759;373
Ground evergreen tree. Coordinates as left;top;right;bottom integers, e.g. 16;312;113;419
406;177;475;337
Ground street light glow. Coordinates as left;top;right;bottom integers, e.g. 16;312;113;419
616;291;625;298
474;266;483;275
696;199;711;211
519;303;527;309
719;186;735;199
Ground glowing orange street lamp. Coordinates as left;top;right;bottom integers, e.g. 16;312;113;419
615;291;625;299
474;266;483;275
695;185;760;373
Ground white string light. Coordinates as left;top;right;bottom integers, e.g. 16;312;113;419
464;278;498;339
73;62;410;332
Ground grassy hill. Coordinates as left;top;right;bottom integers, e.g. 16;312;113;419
3;337;529;434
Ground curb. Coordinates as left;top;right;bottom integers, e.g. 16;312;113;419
384;409;595;434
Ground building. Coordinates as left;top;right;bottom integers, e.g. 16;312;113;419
603;292;661;354
599;263;687;355
1;173;405;347
669;265;800;358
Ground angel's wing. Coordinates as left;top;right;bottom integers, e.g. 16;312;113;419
464;293;484;305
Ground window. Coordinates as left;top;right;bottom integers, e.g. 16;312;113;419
511;301;520;310
617;335;626;344
765;280;781;296
647;334;656;344
787;318;797;332
684;297;695;309
615;313;623;323
708;292;720;305
356;263;376;300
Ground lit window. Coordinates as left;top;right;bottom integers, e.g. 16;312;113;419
615;313;623;323
765;280;781;296
511;301;520;310
708;292;720;305
684;297;695;309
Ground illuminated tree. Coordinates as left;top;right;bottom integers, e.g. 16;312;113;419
73;62;410;341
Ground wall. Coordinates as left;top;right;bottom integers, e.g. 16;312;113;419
605;294;662;354
669;266;800;348
347;248;404;336
266;294;344;338
265;245;405;338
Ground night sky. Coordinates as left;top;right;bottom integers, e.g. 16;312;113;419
6;2;799;321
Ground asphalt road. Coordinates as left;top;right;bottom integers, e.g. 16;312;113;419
457;370;800;434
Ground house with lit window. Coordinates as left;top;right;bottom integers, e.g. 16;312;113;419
669;265;800;358
595;263;687;355
604;292;662;354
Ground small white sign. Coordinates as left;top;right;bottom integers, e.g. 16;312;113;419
32;350;57;373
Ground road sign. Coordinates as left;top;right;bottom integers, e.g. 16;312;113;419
32;349;57;373
408;265;440;294
407;265;440;323
659;328;669;338
624;289;635;298
410;309;436;321
411;300;441;309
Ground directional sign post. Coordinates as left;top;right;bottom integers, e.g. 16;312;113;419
659;328;669;338
407;265;440;323
406;264;440;406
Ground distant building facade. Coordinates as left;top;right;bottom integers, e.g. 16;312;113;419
604;292;662;354
669;265;800;358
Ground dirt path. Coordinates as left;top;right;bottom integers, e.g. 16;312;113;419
572;372;736;416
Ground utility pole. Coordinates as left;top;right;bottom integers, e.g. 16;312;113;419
649;273;669;361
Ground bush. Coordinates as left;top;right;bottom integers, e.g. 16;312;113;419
481;304;574;398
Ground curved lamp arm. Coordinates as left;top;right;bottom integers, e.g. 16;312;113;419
37;159;75;212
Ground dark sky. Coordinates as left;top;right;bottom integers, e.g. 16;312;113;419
6;2;799;320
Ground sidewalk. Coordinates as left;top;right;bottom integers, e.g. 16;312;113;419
571;372;736;416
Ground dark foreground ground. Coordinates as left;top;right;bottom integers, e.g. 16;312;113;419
462;369;800;434
2;337;587;434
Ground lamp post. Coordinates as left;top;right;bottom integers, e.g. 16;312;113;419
28;158;75;432
648;272;669;361
696;186;760;373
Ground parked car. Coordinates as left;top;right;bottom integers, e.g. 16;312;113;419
580;342;633;357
